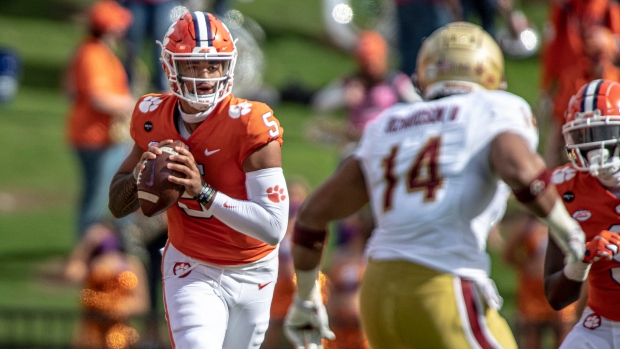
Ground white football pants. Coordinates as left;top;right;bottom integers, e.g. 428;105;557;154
559;306;620;349
162;242;278;349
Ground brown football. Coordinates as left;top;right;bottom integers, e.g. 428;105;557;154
136;140;187;217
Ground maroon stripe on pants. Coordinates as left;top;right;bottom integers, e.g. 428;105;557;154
460;279;496;349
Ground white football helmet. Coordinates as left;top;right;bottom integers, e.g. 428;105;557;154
159;11;237;114
563;79;620;184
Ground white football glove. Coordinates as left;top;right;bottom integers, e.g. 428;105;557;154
551;227;586;264
542;199;586;262
284;294;335;349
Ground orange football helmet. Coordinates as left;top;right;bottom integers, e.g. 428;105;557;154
159;11;237;113
563;79;620;179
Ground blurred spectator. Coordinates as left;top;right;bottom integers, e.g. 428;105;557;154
120;0;180;93
262;176;310;349
183;0;230;16
0;47;21;104
462;0;498;37
64;221;149;349
502;212;580;349
539;0;620;167
323;209;372;349
63;0;136;239
124;212;169;347
394;0;459;75
310;30;421;156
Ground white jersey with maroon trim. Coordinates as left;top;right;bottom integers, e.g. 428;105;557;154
354;89;538;277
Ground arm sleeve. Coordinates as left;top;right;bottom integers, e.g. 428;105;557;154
208;167;289;245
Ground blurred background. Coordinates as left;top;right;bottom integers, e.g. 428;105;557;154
0;0;561;347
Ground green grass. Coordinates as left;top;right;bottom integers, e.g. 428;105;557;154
0;0;558;346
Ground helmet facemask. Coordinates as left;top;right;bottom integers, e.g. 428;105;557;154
161;46;237;113
563;111;620;183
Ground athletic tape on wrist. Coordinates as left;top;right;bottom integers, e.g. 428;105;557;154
563;260;591;282
293;223;328;250
295;267;321;302
513;170;551;203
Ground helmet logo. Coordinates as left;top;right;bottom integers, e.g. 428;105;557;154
475;64;484;75
163;26;175;46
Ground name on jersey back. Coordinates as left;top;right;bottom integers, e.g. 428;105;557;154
384;106;459;134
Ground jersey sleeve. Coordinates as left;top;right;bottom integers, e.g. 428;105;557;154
129;95;151;146
129;94;171;150
241;102;283;163
478;91;539;153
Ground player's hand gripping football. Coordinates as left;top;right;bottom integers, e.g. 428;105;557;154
284;291;335;349
163;141;204;198
583;230;620;263
133;139;175;180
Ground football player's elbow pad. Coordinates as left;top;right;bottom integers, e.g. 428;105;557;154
210;168;289;245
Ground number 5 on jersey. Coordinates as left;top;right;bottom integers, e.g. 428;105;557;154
262;112;279;137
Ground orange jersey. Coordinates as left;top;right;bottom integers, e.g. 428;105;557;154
66;38;131;147
552;165;620;320
130;93;283;265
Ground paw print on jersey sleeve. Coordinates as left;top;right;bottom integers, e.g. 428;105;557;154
266;185;287;203
551;166;576;184
139;96;163;113
229;102;253;119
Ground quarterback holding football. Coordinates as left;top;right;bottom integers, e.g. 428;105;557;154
109;11;288;349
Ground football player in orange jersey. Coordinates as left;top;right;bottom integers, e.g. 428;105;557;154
545;78;620;348
108;10;288;349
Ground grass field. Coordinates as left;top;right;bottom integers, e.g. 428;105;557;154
0;0;555;346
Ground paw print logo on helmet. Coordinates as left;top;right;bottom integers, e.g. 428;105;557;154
158;11;237;114
563;79;620;179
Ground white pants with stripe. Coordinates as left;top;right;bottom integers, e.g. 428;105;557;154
162;242;278;349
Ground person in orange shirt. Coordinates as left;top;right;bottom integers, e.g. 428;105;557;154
64;0;136;238
539;0;620;167
545;79;620;348
503;212;579;349
108;10;288;349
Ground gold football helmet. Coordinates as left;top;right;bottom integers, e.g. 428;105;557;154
416;22;504;99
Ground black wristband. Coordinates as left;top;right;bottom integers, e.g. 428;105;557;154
194;183;216;205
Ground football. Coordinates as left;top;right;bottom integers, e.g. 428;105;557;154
136;140;187;217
